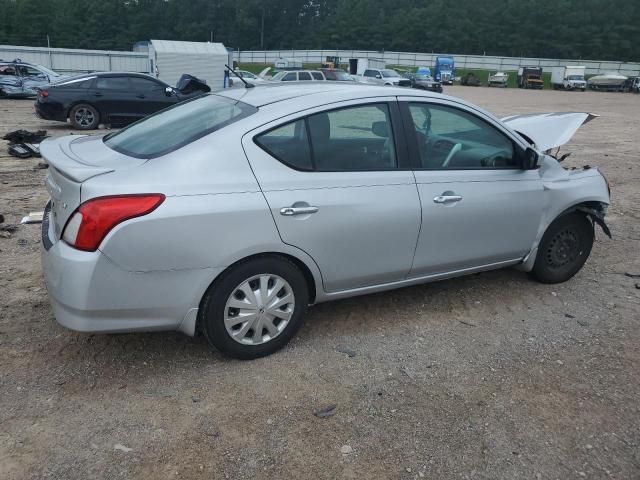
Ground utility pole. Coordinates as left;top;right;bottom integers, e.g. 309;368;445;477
260;6;265;49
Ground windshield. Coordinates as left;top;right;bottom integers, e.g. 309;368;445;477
416;74;433;80
238;71;257;79
567;75;584;80
35;65;59;77
381;70;400;78
324;70;351;81
271;71;286;80
104;94;257;159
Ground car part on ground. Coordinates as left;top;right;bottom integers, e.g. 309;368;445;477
34;72;211;130
39;83;611;359
3;129;48;158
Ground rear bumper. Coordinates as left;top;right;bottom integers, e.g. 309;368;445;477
40;202;222;335
34;101;67;122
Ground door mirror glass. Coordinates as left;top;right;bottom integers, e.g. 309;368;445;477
165;86;174;96
523;147;539;169
375;74;382;79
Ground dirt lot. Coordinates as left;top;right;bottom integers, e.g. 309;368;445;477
1;88;639;480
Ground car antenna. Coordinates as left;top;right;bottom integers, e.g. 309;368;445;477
225;65;254;89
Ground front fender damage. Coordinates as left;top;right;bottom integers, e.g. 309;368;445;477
574;205;611;238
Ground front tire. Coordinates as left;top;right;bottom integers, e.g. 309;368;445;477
69;103;99;130
200;256;309;359
531;213;594;284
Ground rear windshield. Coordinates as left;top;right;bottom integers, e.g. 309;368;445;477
104;94;257;159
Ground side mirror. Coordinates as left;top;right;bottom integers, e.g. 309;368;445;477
375;74;382;79
371;121;389;137
165;86;174;96
522;147;539;170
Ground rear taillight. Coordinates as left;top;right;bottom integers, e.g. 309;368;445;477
38;90;48;98
62;194;165;252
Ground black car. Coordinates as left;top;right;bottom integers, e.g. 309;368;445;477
406;72;443;93
35;72;210;130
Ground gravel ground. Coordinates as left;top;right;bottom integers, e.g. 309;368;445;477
0;88;639;480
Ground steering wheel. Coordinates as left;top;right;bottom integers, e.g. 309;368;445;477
442;143;462;167
480;151;511;167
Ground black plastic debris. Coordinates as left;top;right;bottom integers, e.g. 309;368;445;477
3;129;48;144
3;129;48;159
176;74;211;95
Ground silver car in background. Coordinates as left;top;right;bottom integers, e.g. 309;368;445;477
0;60;65;98
40;84;611;359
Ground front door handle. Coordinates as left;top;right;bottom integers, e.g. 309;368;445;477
433;195;463;204
280;206;319;216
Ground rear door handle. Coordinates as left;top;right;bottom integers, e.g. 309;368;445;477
93;92;103;97
280;206;319;216
433;195;463;204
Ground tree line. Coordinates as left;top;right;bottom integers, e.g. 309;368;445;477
0;0;638;62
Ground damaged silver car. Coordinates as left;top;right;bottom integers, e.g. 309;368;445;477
40;84;611;359
0;59;65;98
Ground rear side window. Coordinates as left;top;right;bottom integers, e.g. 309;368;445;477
298;72;312;81
96;77;129;90
104;95;257;159
255;120;312;170
311;72;324;80
255;103;397;172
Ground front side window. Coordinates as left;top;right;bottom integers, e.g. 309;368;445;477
363;70;377;78
381;70;400;78
282;72;297;81
298;71;312;81
255;103;397;172
407;103;516;169
129;77;162;92
105;95;257;158
96;76;130;90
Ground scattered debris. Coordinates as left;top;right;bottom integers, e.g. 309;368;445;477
564;313;576;319
624;272;640;278
113;443;133;453
0;224;18;233
459;320;477;327
340;445;353;455
2;129;48;143
635;283;640;290
191;395;200;403
34;162;48;170
21;211;44;224
0;214;4;223
313;404;337;419
3;130;47;159
17;238;28;246
335;346;356;357
577;320;590;327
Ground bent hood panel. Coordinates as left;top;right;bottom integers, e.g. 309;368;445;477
501;112;598;152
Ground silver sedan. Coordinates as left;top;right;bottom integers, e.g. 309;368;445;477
40;84;611;359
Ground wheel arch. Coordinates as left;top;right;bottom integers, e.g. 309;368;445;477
192;250;322;335
518;199;610;272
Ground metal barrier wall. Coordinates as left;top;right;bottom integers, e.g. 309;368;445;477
0;45;149;75
237;49;640;76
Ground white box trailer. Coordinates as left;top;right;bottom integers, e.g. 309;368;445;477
551;66;587;91
148;40;232;90
349;58;386;75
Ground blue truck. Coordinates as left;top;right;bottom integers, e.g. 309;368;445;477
434;56;455;85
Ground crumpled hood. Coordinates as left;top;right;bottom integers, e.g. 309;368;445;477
501;112;598;152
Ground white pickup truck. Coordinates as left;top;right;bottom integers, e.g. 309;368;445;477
355;68;411;87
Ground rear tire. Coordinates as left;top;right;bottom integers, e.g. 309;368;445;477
531;213;594;284
69;103;99;130
200;256;309;359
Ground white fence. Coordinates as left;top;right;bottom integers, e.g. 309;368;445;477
3;44;639;77
0;45;149;74
237;49;640;76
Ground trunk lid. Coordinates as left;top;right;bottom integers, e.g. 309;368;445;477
41;135;146;238
501;112;598;152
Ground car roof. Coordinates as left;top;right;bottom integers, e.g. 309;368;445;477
217;82;444;108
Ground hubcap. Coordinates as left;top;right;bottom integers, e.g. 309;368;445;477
224;274;295;346
74;108;94;127
546;228;581;268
